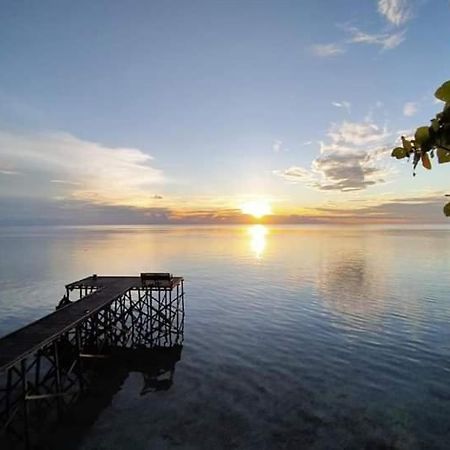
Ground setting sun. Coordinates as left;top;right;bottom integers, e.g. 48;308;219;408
241;200;272;219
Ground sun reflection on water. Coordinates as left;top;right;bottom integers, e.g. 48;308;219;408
248;224;268;259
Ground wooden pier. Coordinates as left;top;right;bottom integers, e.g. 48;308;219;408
0;273;185;449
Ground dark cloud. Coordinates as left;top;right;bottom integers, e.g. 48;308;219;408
315;195;449;223
276;121;391;192
312;151;386;191
0;197;172;226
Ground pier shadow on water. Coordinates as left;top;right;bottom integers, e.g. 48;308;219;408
39;345;183;450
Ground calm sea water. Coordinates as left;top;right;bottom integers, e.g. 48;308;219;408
1;225;450;449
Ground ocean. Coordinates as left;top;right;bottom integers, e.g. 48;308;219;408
1;224;450;449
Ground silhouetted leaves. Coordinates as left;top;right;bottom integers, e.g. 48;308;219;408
437;148;450;164
435;81;450;102
444;202;450;217
421;152;431;169
391;79;450;215
391;147;406;159
415;127;430;145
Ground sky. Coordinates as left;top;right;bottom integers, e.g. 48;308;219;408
0;0;450;225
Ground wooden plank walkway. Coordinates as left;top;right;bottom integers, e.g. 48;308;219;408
0;276;183;372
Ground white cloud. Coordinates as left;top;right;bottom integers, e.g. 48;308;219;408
276;121;393;192
0;130;165;207
0;161;20;175
272;140;283;153
346;27;406;50
332;101;351;114
364;101;385;122
311;43;346;57
378;0;412;26
403;102;418;116
50;179;81;186
327;121;389;146
315;1;409;59
273;139;290;152
273;166;314;184
0;168;19;175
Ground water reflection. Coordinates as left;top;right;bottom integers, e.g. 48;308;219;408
248;225;268;259
315;246;429;336
315;248;389;324
42;346;183;450
132;346;183;394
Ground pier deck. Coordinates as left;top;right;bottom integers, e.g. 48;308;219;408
0;275;182;372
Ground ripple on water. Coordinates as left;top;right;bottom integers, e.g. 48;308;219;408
1;225;450;448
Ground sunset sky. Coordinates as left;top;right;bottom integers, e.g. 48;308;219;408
1;0;450;225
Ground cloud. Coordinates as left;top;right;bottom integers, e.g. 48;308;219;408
311;43;346;57
0;169;19;175
50;179;81;186
0;130;165;207
364;101;385;122
315;193;449;223
274;166;314;184
314;0;410;59
378;0;412;26
273;139;290;153
321;1;411;57
0;197;173;226
0;161;20;175
332;101;351;114
327;121;389;146
346;27;406;50
403;102;418;116
311;149;388;191
272;140;283;153
275;121;393;192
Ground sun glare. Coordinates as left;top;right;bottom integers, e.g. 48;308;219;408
248;224;268;259
241;200;272;219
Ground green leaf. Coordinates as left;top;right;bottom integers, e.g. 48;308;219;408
391;147;407;159
401;136;412;152
444;202;450;217
435;81;450;102
421;152;432;169
415;126;430;145
442;127;450;146
431;119;440;132
437;148;450;164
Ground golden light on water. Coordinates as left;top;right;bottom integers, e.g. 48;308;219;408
248;224;268;259
241;200;272;219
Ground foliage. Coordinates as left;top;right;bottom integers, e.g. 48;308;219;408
391;80;450;216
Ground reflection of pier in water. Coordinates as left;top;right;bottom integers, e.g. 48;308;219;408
44;345;183;450
0;273;185;449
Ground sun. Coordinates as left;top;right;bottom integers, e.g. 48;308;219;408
240;200;272;219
